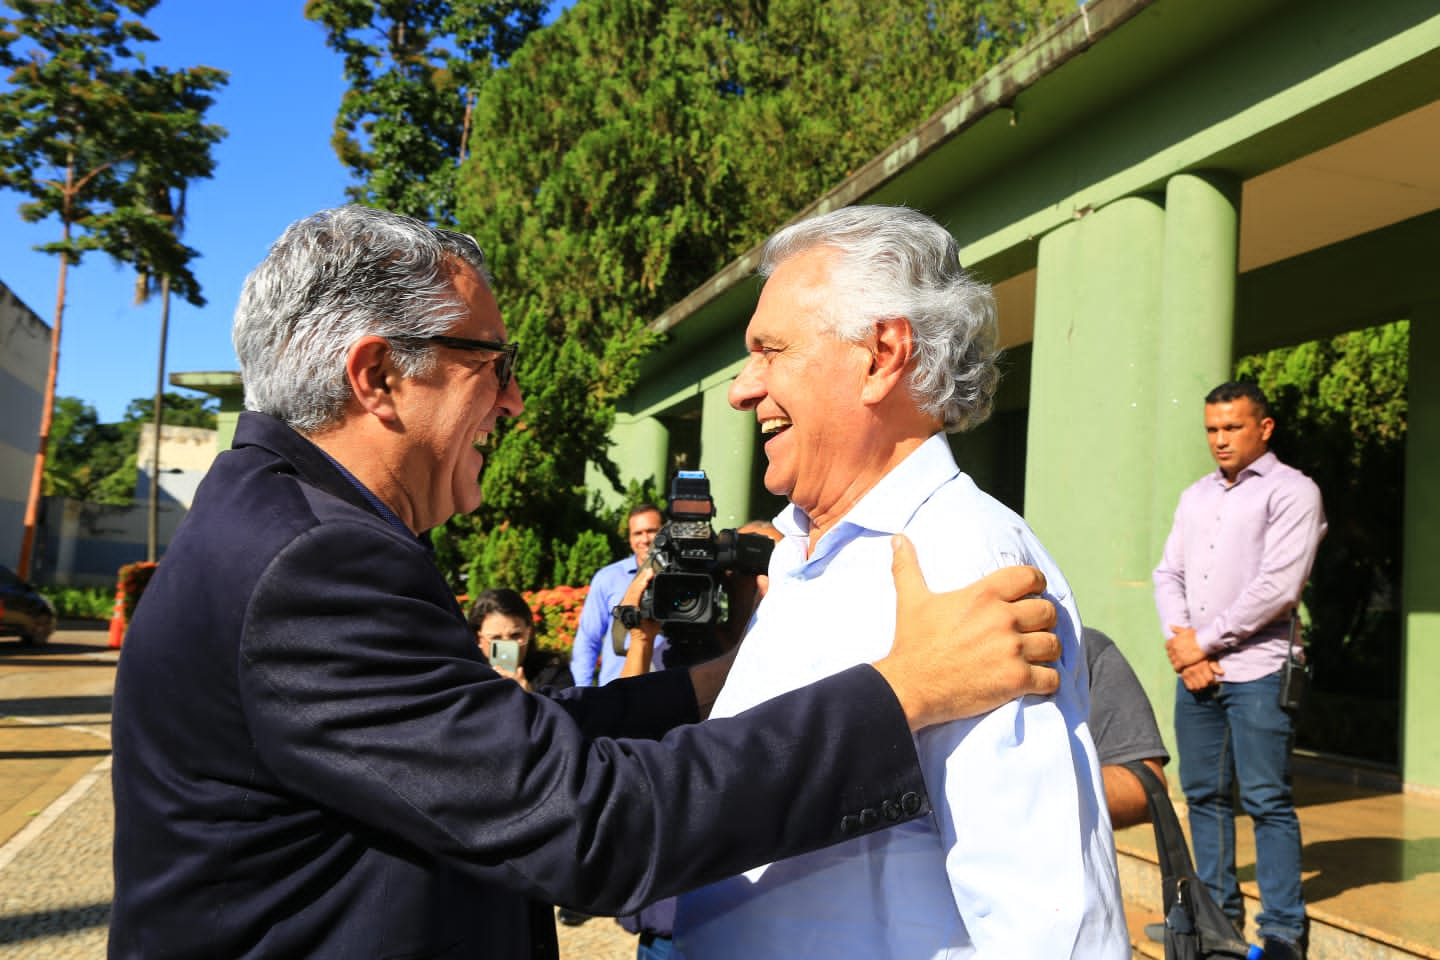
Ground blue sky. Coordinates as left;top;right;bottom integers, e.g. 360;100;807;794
1;1;568;424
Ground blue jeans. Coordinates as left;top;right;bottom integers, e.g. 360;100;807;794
1175;672;1306;943
636;933;674;960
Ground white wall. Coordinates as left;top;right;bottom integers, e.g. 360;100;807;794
0;279;49;572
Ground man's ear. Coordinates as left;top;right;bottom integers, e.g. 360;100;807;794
347;336;400;422
860;317;914;405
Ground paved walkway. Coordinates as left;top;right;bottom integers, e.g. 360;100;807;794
0;624;117;958
0;624;637;959
13;625;1437;959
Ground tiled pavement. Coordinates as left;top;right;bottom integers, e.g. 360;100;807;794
0;624;118;959
0;624;640;959
7;624;1440;959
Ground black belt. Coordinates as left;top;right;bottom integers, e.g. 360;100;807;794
639;931;673;947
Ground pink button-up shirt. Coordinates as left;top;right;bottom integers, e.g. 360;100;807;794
1153;451;1327;684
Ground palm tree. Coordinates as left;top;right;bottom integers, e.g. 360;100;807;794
130;174;194;562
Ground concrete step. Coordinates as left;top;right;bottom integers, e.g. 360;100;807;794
1116;839;1440;959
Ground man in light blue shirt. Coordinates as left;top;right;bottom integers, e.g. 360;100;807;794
673;205;1127;958
569;504;667;686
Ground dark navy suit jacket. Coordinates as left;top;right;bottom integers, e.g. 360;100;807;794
109;413;930;958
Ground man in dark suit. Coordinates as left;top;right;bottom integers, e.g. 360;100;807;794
108;205;1063;959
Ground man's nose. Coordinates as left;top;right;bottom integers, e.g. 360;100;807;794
496;378;525;418
729;359;762;411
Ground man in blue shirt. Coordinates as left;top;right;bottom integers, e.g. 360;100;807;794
674;204;1127;958
569;503;666;686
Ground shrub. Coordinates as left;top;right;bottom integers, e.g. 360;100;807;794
553;529;612;588
522;584;589;656
42;585;113;620
465;523;546;598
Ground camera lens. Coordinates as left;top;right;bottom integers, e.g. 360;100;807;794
653;573;712;622
665;582;701;613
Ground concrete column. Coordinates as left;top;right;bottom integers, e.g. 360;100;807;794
54;498;81;585
1026;196;1166;658
1402;303;1440;789
588;413;669;512
1151;172;1240;560
698;375;755;529
215;409;241;454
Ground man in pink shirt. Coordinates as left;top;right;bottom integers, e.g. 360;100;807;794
1154;380;1326;960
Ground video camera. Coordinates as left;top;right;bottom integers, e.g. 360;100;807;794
618;470;775;666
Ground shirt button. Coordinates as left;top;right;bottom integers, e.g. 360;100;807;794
840;815;860;836
901;792;922;815
860;807;879;828
882;800;902;821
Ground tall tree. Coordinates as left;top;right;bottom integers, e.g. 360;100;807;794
130;156;216;560
1235;321;1409;763
305;0;548;224
450;0;1072;588
41;396;116;502
0;0;227;577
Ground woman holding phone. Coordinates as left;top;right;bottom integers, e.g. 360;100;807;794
468;589;575;691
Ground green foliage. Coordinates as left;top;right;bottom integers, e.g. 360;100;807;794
41;584;114;620
1235;320;1408;762
305;0;547;224
0;0;226;574
464;522;546;596
0;0;227;298
43;393;218;505
553;529;611;588
445;0;1069;588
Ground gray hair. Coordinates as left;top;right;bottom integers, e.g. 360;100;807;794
759;204;999;433
233;205;492;433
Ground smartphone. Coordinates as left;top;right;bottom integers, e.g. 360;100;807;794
490;639;520;673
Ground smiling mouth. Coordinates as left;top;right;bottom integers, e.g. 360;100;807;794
760;417;791;437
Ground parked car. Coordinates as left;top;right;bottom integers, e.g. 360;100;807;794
0;564;55;646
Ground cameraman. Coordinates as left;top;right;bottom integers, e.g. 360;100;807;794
617;518;781;680
569;504;667;687
612;519;782;959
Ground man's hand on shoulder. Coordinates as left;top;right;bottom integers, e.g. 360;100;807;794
873;534;1061;732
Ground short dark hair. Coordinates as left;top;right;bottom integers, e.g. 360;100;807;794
1205;380;1270;419
628;503;661;522
467;588;534;632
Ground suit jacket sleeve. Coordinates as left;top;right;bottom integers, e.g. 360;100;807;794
239;519;927;915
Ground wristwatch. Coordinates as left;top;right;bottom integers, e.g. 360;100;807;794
612;604;645;630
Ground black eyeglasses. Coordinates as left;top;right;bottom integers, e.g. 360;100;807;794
390;335;520;390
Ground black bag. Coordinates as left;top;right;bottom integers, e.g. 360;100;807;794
1277;616;1309;714
1122;761;1253;960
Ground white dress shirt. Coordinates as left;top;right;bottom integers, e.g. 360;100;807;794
674;435;1127;959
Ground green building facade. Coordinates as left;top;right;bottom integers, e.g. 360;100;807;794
601;0;1440;789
